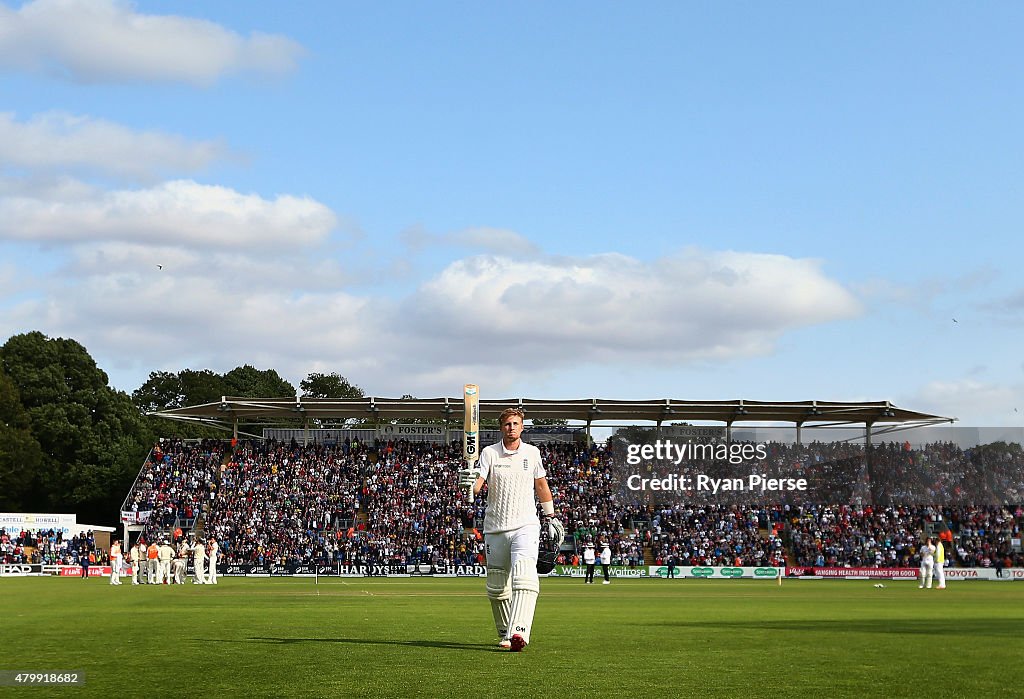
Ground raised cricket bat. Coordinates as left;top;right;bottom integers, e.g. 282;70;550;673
463;383;480;500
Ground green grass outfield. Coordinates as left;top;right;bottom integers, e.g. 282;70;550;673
1;576;1021;698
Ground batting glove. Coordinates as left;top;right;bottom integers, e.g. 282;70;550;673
458;467;481;489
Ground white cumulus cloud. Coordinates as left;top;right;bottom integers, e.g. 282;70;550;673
0;111;229;182
402;249;862;365
400;225;540;256
0;179;337;249
0;0;304;85
905;379;1024;425
0;242;863;397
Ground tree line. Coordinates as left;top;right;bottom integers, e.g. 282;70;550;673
0;331;364;526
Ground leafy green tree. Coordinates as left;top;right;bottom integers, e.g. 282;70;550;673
608;425;658;450
0;366;45;510
0;331;154;525
134;366;294;438
179;369;227;404
132;368;229;439
133;369;226;412
223;365;295;398
294;373;367;428
300;372;364;399
132;370;183;413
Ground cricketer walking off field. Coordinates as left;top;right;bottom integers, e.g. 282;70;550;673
460;407;563;652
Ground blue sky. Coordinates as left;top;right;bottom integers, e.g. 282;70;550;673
1;1;1022;425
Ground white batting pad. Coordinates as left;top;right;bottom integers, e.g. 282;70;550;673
487;565;512;636
507;558;539;644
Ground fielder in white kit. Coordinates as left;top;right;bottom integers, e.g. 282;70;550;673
460;408;563;652
919;537;936;589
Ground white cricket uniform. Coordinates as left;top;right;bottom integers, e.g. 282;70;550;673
173;543;189;584
129;545;141;584
919;543;935;588
600;544;612;583
109;544;123;585
172;557;185;584
158;544;174;584
192;541;207;584
478;439;546;645
583;544;596;583
207;541;219;584
109;548;121;585
136;545;148;584
480;440;545;535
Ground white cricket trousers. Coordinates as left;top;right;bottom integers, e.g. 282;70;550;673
485;524;540;571
919;560;933;588
485;524;541;644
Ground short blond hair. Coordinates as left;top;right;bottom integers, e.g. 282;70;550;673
498;408;525;424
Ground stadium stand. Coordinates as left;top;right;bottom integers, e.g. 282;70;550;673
646;503;786;568
1;528;100;566
125;439;225;543
203;439;366;565
118;437;1024;570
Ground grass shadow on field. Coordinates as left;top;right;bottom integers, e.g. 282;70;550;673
198;637;498;652
650;618;1020;638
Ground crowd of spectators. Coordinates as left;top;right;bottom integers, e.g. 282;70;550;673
1;528;101;565
947;504;1022;568
646;503;786;568
543;441;644;566
360;440;480;566
204;440;366;565
117;436;1024;570
124;438;224;540
788;504;924;567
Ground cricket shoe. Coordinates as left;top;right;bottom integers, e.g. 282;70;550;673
509;634;527;652
497;639;511;650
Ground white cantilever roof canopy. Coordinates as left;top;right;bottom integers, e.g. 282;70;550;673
153;396;954;437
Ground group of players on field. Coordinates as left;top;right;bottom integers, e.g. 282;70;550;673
105;535;219;586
